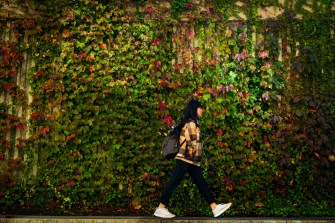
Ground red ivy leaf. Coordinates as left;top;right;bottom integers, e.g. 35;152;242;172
216;128;223;137
17;123;24;131
41;126;50;136
79;53;87;59
226;185;234;191
1;48;8;53
152;38;160;46
158;102;166;110
240;180;247;186
173;63;182;69
146;6;154;13
6;53;14;59
258;50;268;59
165;116;173;126
187;29;195;40
186;3;193;9
158;79;169;87
30;113;37;119
210;88;218;95
4;84;15;91
68;180;75;187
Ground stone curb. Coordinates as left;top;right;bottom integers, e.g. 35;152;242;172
0;216;335;223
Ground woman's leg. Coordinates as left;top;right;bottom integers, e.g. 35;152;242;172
159;160;190;206
187;164;216;206
187;165;232;217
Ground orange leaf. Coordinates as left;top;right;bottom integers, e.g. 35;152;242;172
285;123;292;130
99;43;107;50
134;205;142;210
40;126;50;136
226;185;233;191
255;202;263;208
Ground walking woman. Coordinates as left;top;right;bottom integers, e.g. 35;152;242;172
154;99;232;218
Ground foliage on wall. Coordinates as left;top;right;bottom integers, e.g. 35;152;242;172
0;19;31;200
0;0;334;217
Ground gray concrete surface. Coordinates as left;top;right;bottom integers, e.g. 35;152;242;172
0;216;334;223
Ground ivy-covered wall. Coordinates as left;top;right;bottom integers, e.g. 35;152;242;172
0;0;335;217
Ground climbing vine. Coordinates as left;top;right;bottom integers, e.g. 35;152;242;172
0;19;31;201
0;0;334;217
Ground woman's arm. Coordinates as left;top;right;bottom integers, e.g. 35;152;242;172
184;121;198;155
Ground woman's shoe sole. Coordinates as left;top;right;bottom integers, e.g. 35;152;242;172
154;213;175;218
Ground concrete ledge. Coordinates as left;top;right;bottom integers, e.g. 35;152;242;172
0;216;335;223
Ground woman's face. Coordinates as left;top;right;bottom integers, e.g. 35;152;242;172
197;107;203;118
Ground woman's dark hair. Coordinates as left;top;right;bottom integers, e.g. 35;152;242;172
180;99;202;126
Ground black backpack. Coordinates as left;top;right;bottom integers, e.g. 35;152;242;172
162;122;186;159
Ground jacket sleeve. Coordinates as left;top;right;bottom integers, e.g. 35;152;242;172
184;121;198;155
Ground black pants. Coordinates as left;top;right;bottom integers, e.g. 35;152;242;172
159;159;216;206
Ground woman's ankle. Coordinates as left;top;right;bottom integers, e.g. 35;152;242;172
158;203;166;209
210;202;217;210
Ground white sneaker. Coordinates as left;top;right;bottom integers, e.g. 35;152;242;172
154;207;176;218
213;202;232;217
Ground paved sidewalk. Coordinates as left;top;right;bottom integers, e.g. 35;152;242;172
0;216;335;223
